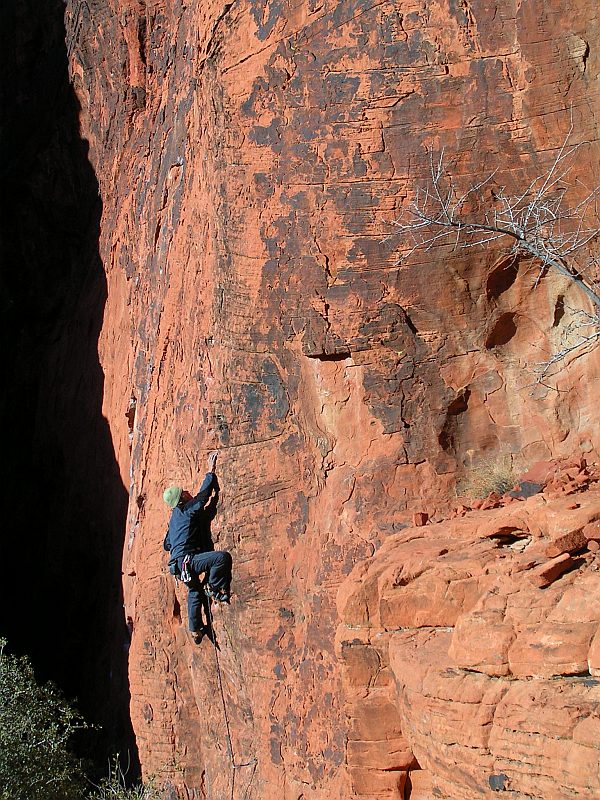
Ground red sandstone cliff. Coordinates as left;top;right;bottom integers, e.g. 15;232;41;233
338;457;600;798
63;0;600;797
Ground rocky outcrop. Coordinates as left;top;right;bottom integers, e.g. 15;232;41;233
338;459;600;798
56;0;600;796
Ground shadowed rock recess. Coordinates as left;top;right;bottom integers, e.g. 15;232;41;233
39;0;600;797
0;0;137;767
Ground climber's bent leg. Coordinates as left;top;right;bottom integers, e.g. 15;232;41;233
189;550;232;594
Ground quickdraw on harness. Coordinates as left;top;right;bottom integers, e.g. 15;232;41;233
180;554;192;584
168;554;193;583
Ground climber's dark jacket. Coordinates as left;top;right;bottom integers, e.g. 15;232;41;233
163;472;219;560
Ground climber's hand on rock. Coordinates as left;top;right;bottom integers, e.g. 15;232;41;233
208;450;219;472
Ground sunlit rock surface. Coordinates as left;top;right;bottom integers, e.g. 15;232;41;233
63;0;599;796
339;459;600;798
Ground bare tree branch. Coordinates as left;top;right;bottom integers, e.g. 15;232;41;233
387;129;600;377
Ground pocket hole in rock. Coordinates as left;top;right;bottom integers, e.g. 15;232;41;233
486;259;519;301
485;313;517;348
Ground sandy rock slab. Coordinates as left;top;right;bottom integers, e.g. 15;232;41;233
337;480;600;799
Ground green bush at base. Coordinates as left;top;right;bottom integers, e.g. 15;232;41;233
0;638;161;800
0;637;85;800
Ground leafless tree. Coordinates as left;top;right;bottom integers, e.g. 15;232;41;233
388;128;600;379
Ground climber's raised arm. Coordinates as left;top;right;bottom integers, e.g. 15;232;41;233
186;451;219;511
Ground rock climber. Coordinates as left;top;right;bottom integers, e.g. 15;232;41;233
163;450;232;643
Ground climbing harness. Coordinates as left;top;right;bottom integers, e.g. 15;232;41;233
205;599;258;800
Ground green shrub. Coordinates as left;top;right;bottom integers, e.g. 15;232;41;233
0;638;85;800
0;639;164;800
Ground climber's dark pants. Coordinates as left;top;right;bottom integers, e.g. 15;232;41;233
183;551;232;632
186;575;208;633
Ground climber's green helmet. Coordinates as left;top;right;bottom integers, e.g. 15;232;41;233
163;486;183;508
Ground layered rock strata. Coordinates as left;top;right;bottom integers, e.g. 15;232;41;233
338;460;600;799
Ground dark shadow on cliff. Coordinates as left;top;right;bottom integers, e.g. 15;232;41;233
0;0;139;775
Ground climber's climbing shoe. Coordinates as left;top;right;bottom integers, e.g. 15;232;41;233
205;585;230;603
191;628;206;644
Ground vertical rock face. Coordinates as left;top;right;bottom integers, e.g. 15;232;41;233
61;0;599;797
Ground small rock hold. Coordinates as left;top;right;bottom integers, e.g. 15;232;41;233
481;492;502;510
545;529;588;558
588;540;600;553
583;521;600;541
488;773;509;791
412;512;429;527
527;553;574;588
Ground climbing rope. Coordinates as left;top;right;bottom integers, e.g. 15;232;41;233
205;599;258;800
